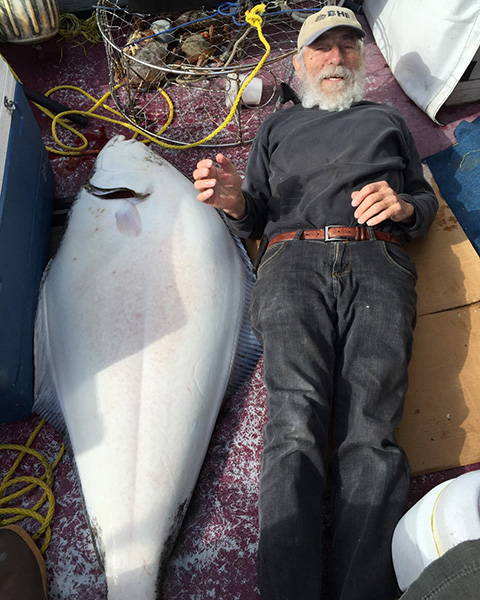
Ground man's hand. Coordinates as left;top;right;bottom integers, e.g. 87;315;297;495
193;153;246;220
351;181;414;226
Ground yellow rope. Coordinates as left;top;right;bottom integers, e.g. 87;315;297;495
58;12;101;44
0;419;65;553
58;13;83;39
44;84;175;155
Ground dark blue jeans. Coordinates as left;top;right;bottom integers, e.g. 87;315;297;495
250;238;417;600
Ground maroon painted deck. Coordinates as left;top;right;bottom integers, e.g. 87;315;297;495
1;11;480;599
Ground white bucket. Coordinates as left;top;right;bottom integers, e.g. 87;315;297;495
226;73;263;108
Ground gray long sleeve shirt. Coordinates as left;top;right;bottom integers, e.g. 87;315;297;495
229;101;438;242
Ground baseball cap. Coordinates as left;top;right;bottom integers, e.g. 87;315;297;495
297;6;366;50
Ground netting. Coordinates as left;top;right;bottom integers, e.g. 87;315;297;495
96;0;340;146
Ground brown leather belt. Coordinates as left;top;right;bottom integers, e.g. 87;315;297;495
266;226;402;249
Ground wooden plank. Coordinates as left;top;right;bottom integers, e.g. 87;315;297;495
399;166;480;475
398;302;480;476
407;167;480;317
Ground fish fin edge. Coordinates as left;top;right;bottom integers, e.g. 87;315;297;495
33;278;71;446
221;214;263;398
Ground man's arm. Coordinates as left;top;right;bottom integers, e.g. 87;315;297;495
352;119;438;239
390;123;439;240
193;122;272;240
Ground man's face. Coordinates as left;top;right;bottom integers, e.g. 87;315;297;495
293;27;365;111
295;27;362;81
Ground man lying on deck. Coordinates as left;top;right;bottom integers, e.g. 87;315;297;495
193;6;438;600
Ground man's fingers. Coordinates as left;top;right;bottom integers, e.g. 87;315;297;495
216;153;241;181
191;153;244;217
195;183;218;205
196;187;215;203
193;165;215;182
354;193;388;222
351;182;383;206
196;158;214;171
352;181;414;225
364;210;390;227
352;180;402;225
357;203;391;225
193;177;216;191
215;153;231;169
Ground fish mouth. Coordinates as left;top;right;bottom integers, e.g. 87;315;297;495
85;182;150;200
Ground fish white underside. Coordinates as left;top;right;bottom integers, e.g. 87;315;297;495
34;136;261;599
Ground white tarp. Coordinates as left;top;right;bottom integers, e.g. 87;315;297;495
363;0;480;123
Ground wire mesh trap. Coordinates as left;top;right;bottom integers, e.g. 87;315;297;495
96;0;339;147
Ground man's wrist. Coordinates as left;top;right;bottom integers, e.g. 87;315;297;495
224;195;246;220
400;200;415;224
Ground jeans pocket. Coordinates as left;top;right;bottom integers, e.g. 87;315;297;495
380;242;418;283
257;242;288;274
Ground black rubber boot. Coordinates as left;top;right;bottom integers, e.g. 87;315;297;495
0;525;47;600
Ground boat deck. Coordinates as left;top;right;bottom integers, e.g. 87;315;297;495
1;7;480;599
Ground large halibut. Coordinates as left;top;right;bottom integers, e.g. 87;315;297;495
34;135;261;599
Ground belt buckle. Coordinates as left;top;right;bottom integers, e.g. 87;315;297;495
324;225;348;242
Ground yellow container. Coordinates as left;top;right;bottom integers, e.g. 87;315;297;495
0;0;59;44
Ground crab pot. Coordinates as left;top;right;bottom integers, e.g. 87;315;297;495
97;0;309;146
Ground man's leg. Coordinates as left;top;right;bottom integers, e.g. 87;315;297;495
251;241;339;600
328;241;417;600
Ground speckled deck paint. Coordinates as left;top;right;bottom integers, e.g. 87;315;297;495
1;10;480;599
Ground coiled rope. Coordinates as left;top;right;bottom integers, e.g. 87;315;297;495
58;12;101;44
45;84;175;155
0;420;65;553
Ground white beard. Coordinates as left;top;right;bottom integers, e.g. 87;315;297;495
298;61;366;111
